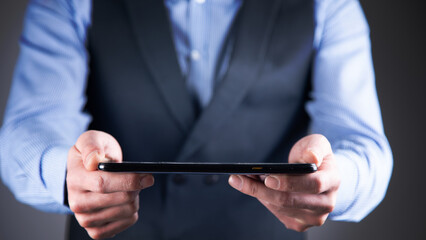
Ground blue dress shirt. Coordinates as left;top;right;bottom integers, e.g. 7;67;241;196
0;0;392;222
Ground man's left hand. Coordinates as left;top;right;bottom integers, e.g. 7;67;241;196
228;134;340;232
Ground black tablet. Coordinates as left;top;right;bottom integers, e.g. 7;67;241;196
98;162;317;175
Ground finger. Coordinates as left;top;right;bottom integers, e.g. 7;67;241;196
288;134;333;167
264;156;338;194
229;175;335;213
244;175;263;181
258;199;328;227
69;191;140;213
74;130;123;171
264;174;324;194
68;171;154;193
85;212;139;239
67;145;85;170
75;196;139;228
259;199;315;232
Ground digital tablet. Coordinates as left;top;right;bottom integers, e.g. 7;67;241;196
98;162;317;175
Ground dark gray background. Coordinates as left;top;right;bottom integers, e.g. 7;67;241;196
1;1;425;239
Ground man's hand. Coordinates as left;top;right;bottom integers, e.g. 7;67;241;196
66;130;154;239
228;134;340;232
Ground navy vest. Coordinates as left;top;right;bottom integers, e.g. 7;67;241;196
69;0;314;239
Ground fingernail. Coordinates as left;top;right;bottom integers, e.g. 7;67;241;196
85;151;99;165
141;175;154;188
229;175;243;190
265;176;280;190
308;150;321;165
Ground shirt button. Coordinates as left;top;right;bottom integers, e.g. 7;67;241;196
190;50;201;61
204;175;220;186
195;0;205;4
172;174;187;185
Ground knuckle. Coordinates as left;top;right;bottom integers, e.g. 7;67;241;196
332;174;341;191
94;175;106;193
286;180;295;192
124;177;138;190
248;183;259;196
323;203;334;213
313;176;323;193
125;174;143;190
65;174;72;184
87;229;103;240
279;194;295;208
131;212;139;224
88;229;116;240
129;200;139;213
313;215;328;227
77;216;91;228
294;225;309;232
66;173;77;189
69;199;84;213
69;202;80;213
279;177;292;192
122;191;135;203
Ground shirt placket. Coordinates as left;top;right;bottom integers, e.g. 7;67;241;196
187;0;211;107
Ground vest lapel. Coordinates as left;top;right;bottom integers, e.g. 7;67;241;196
124;0;197;134
177;0;283;161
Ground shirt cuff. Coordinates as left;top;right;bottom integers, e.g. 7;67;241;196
328;151;359;220
41;144;72;211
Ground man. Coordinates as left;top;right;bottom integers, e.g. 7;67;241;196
0;0;393;239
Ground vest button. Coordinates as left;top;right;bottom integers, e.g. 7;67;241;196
190;50;201;61
204;175;220;186
172;174;187;185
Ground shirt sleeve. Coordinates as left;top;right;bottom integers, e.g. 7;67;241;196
0;0;92;213
309;0;393;221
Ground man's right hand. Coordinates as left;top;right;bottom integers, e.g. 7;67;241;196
66;130;154;239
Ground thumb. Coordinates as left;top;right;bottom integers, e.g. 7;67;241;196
288;134;332;167
74;130;123;171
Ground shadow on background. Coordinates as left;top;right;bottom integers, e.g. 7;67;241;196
1;0;425;239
